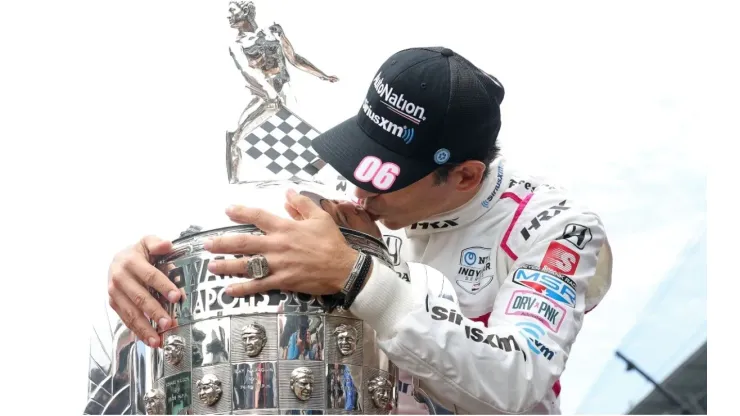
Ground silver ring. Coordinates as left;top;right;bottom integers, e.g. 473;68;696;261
246;255;270;279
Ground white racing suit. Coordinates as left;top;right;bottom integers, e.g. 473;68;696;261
347;156;613;414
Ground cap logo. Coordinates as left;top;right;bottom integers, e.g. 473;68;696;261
434;148;451;164
362;99;415;144
372;72;427;125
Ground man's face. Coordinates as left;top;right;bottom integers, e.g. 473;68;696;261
336;331;356;356
372;386;391;408
144;390;164;414
292;375;313;401
198;379;221;406
356;171;454;230
163;336;184;365
242;328;265;357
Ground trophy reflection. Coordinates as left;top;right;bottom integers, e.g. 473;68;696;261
226;0;339;184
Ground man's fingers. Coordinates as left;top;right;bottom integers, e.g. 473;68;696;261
225;275;281;297
116;269;174;332
127;257;182;304
318;199;344;226
284;202;302;221
286;189;326;219
225;205;286;232
207;254;277;277
140;235;173;257
110;295;161;348
205;233;270;255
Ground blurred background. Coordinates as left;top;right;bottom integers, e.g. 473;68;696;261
576;226;706;414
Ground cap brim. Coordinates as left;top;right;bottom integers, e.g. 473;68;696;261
312;116;436;194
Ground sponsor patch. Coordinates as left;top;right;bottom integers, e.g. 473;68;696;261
516;322;557;361
540;241;580;276
561;223;592;250
428;303;527;360
505;290;566;332
456;246;494;295
512;266;577;307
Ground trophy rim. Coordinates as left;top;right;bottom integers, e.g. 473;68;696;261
170;223;388;251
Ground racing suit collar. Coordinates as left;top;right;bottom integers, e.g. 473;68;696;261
405;156;510;236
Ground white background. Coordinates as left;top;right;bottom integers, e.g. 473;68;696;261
0;0;734;413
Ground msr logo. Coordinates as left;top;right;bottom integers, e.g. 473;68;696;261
512;266;577;308
362;98;415;144
372;72;427;124
410;218;459;230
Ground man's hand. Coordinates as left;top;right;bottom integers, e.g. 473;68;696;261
286;194;382;240
108;236;182;348
205;189;360;297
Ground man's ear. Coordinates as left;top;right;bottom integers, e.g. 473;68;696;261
453;161;487;192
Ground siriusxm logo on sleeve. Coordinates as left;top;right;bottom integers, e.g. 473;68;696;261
516;322;556;361
512;266;577;307
481;163;505;208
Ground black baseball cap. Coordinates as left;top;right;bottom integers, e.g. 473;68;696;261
312;46;505;194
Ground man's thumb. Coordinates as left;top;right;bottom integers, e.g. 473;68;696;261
140;235;173;256
286;189;324;219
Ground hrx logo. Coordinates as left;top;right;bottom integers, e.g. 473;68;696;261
410;218;459;230
520;200;570;240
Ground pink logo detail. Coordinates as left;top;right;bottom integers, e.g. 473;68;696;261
504;290;566;332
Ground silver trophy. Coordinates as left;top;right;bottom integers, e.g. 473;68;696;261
84;2;398;414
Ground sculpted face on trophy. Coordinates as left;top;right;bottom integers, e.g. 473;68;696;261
143;388;165;415
332;324;359;356
163;335;186;366
196;374;223;406
368;376;393;409
290;367;314;401
241;322;267;357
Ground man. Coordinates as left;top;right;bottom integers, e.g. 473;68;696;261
107;46;613;414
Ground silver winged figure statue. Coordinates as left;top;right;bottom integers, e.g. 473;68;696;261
225;0;339;184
